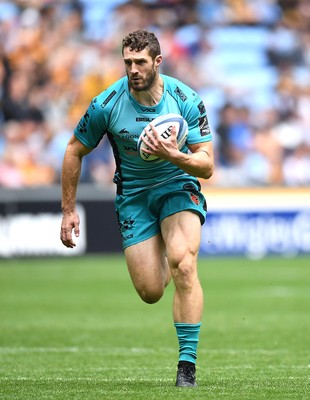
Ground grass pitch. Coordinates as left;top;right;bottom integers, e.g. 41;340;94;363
0;255;309;399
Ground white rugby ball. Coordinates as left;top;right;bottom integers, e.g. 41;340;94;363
137;113;188;162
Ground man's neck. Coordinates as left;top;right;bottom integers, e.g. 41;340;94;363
130;75;164;106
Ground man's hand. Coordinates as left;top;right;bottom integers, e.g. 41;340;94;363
141;123;179;161
142;122;214;179
60;211;80;248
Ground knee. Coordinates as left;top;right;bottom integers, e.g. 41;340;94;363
168;251;198;287
136;286;165;304
172;260;195;283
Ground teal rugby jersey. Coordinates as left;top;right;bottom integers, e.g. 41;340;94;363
74;74;212;195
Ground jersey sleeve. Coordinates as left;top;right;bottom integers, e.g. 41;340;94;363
164;75;212;145
183;93;212;145
74;96;108;148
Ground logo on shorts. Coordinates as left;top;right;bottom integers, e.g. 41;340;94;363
190;192;200;205
119;218;135;235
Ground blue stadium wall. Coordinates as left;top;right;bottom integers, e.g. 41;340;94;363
0;186;309;258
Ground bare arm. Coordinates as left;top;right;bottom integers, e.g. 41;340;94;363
169;141;214;179
60;135;92;248
141;124;214;179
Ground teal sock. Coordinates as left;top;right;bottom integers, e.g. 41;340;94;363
174;322;201;364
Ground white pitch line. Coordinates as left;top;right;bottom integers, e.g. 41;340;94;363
0;376;172;382
0;347;295;355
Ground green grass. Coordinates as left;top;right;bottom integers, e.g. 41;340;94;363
0;255;309;399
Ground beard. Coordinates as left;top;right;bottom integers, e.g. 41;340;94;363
128;67;157;92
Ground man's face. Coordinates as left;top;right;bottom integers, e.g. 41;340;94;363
123;47;162;92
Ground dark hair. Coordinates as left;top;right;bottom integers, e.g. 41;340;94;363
122;30;161;59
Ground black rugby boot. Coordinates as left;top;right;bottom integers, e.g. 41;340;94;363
175;361;197;387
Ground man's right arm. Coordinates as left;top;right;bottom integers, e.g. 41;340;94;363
60;135;92;248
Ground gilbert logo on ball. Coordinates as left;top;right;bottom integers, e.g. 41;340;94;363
137;113;188;162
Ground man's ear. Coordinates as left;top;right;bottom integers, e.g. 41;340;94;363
155;55;163;67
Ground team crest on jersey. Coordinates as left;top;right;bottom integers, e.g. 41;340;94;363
190;192;200;205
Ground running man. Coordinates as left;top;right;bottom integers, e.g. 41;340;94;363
60;29;214;387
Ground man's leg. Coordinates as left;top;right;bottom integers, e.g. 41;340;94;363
161;211;203;387
124;234;170;304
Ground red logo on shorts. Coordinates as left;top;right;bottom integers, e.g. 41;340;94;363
190;192;200;205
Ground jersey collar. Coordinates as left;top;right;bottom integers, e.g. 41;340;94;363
125;74;166;115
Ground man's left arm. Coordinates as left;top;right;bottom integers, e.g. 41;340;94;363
170;140;214;180
141;123;214;179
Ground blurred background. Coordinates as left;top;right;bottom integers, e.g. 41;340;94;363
1;0;310;188
1;4;309;396
0;0;310;258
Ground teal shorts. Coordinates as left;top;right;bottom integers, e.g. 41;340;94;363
115;176;207;249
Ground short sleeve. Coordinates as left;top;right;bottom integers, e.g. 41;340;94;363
74;97;107;148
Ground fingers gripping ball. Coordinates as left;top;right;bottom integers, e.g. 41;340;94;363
137;113;188;162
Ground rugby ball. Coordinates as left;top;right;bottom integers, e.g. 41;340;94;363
137;113;188;162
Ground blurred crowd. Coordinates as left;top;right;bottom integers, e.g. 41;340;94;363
0;0;310;188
